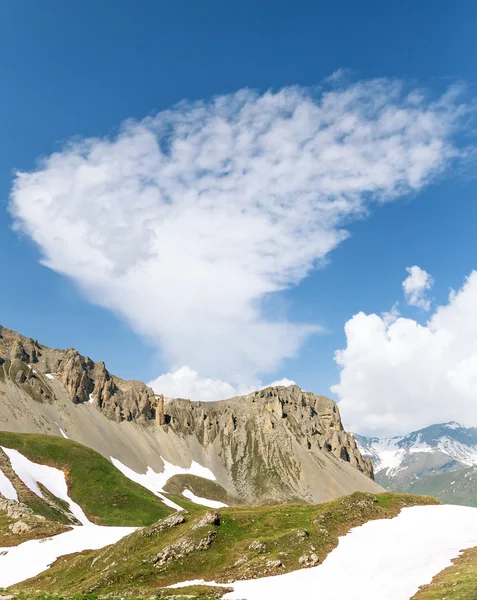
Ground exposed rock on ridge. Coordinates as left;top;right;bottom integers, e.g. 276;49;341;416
0;325;378;505
0;326;163;424
163;386;374;483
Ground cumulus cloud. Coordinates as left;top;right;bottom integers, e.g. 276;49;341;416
148;366;253;401
332;271;477;436
403;265;434;310
267;377;297;388
9;78;469;385
148;368;296;401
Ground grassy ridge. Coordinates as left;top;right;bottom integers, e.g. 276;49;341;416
163;474;236;505
0;511;69;547
13;492;439;597
412;545;477;599
404;468;477;508
0;431;172;526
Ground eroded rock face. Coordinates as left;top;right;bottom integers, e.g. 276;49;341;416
162;386;375;486
0;326;163;424
58;349;95;404
0;325;376;506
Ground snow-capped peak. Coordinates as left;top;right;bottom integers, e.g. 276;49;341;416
356;422;477;478
444;421;463;430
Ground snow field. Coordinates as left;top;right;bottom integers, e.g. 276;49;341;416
110;456;219;511
1;446;91;525
169;504;477;600
0;525;135;588
182;489;228;508
0;468;18;500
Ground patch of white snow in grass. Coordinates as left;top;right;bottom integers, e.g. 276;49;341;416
182;489;228;508
0;525;135;588
168;579;223;589
157;456;217;487
110;457;184;511
1;446;90;525
45;373;56;380
89;393;95;403
156;493;184;511
0;468;18;500
110;456;218;512
170;505;477;600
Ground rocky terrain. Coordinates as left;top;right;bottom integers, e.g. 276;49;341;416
0;325;379;505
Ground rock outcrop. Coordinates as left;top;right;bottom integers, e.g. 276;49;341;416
0;324;379;506
0;326;162;424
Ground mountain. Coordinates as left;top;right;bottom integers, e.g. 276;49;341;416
355;423;477;506
0;325;380;508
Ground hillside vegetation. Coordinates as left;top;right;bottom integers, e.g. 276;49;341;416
405;467;477;508
412;545;477;599
12;492;439;597
0;431;172;526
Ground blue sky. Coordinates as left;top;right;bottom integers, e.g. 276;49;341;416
1;1;477;434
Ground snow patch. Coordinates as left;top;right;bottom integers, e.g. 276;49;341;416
110;458;183;511
2;446;91;525
45;373;56;380
436;436;477;466
110;456;218;512
156;492;184;511
168;579;223;589
0;525;135;588
445;422;462;430
182;489;228;509
170;505;477;600
357;437;406;475
55;422;69;439
110;456;215;491
0;468;18;500
88;393;95;403
358;430;477;477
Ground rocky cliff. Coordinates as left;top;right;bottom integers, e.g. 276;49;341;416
0;326;161;422
0;325;378;504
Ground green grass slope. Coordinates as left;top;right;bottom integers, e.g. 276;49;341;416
0;510;69;547
403;466;477;508
0;431;172;526
163;474;238;505
12;492;439;597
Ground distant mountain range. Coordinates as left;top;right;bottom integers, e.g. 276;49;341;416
355;423;477;506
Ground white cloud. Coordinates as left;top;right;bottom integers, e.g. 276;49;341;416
381;302;400;327
9;78;469;384
332;271;477;436
403;265;434;310
267;378;297;388
148;367;295;401
148;366;253;401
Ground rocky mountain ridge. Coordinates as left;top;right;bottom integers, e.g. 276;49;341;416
0;325;162;423
0;325;378;505
356;422;477;506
